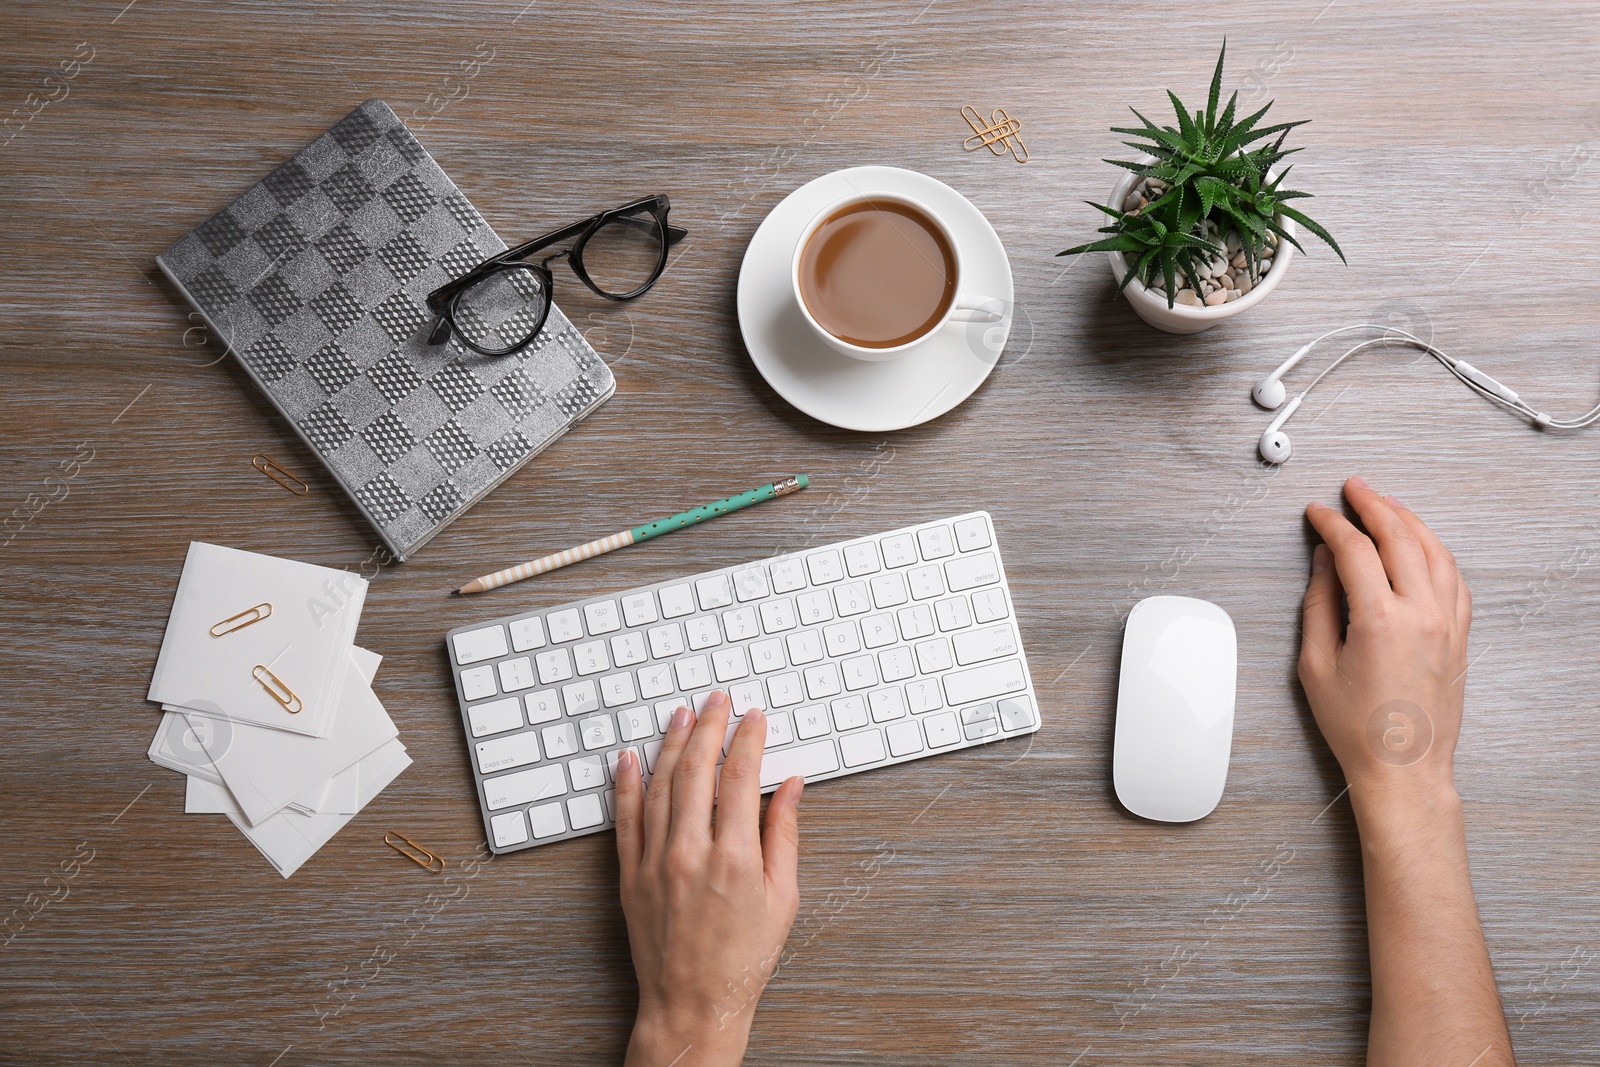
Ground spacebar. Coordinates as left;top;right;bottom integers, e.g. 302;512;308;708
758;740;840;788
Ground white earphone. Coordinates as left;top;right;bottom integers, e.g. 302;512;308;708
1252;324;1600;462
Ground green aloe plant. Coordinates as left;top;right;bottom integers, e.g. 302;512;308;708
1059;42;1344;308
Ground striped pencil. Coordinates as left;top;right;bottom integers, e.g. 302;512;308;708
453;475;810;595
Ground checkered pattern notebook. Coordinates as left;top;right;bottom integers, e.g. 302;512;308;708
157;99;615;561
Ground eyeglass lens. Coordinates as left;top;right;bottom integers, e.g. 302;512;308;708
579;207;666;298
454;265;549;354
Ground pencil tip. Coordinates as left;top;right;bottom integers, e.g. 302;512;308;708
449;588;461;596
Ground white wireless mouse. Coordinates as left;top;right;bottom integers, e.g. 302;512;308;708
1113;595;1237;823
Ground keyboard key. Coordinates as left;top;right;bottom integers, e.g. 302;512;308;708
569;754;607;789
870;572;908;608
685;615;722;650
964;716;1001;741
917;524;955;560
765;711;795;748
831;695;868;731
841;729;887;768
767;672;804;707
659;584;695;618
750;639;786;674
497;656;536;692
961;703;997;725
618;706;655;742
573;640;610;676
638;663;674;699
696;574;734;610
924;711;961;748
604;789;617;820
787;628;824;665
881;533;918;568
795;704;830;740
869;687;907;722
541;722;579;759
611;631;648;667
759;597;798;633
878;646;915;682
897;603;935;640
729;679;766;715
547;608;584;643
535;648;573;685
945;551;1000;592
803;662;842;699
758;739;839;787
509;616;547;653
971;587;1009;623
943;658;1026;705
461;665;497;701
713;645;751;682
998;695;1036;731
647;623;686;659
769;557;806;593
935;595;973;632
833;581;872;617
468;696;523;737
585;600;622;635
622;591;659;627
806;550;844;585
954;515;991;551
643;739;664;772
580;715;618;750
722;605;760;641
842;655;878;691
733;566;771;602
606;746;642;780
491;809;529;847
654;701;682;731
908;565;945;600
905;678;943;713
485;763;566;810
886;719;925;757
476;731;541;774
525;690;561;724
844;541;881;576
796;591;834;625
823;620;862;657
675;655;711;691
453;624;507;665
567;793;606;830
953;623;1019;666
915;637;953;674
562;679;600;716
529;801;566;838
861;614;897;649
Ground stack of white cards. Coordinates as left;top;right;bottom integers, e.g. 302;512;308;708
146;542;410;878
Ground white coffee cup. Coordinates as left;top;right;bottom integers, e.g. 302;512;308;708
791;190;1005;362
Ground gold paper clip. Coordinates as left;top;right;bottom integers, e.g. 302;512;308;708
385;832;446;874
251;664;303;713
962;105;1029;163
211;602;273;637
253;454;309;495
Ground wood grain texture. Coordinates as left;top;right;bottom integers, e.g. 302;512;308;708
2;1;1597;1063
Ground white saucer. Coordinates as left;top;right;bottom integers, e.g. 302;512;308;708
737;166;1014;433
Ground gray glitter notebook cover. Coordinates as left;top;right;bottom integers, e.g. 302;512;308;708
157;99;614;562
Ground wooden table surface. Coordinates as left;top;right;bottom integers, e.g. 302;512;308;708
3;1;1597;1063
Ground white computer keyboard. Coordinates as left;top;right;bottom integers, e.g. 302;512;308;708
445;511;1040;853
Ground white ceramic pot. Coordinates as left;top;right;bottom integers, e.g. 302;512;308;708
1105;158;1297;335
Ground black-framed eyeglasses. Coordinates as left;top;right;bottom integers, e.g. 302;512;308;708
425;193;687;357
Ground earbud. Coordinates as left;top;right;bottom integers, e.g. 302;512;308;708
1257;394;1303;464
1252;343;1313;409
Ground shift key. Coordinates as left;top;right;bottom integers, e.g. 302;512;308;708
942;658;1026;705
484;763;567;811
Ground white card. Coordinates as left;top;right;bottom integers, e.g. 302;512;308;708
187;646;392;826
227;740;412;878
148;542;367;738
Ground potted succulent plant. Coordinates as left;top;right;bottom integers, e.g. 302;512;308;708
1059;43;1344;334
